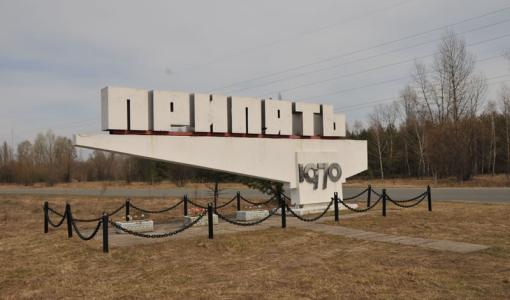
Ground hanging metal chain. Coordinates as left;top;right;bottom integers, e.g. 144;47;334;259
187;199;208;209
371;189;382;198
71;218;102;241
239;195;276;206
107;204;127;217
216;208;278;226
109;210;206;238
387;194;427;208
338;195;382;212
286;199;334;222
48;210;67;227
215;196;238;209
73;215;102;222
343;188;369;201
72;205;124;222
48;206;65;217
387;191;428;203
130;199;184;214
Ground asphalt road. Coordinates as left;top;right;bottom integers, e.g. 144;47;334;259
0;186;508;203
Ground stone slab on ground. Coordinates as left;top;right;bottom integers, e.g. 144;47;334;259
236;210;269;221
114;220;154;234
395;237;434;246
292;222;490;254
419;240;490;253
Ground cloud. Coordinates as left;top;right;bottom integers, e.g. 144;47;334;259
0;0;509;143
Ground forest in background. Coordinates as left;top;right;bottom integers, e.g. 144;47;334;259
0;31;509;186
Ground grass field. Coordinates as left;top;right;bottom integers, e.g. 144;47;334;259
1;196;509;299
345;174;510;188
0;174;508;190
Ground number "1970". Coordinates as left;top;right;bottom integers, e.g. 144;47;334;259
298;163;342;190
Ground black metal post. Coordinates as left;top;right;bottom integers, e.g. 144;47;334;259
125;198;130;221
280;192;286;228
66;203;73;238
427;185;432;212
102;212;109;253
183;194;188;216
236;191;241;211
214;197;217;214
334;192;339;222
367;185;372;208
44;201;49;233
382;189;387;217
207;203;214;239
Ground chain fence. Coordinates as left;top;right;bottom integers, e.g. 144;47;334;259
286;199;334;222
338;195;383;212
71;218;102;241
239;195;276;206
387;191;428;203
47;208;67;227
216;208;278;226
387;193;428;208
343;187;370;201
187;198;208;209
109;210;206;238
130;199;184;214
214;195;237;209
42;185;432;253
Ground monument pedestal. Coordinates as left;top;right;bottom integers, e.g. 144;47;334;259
280;202;357;216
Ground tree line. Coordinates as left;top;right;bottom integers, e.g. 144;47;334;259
0;130;219;186
349;31;510;181
0;31;508;185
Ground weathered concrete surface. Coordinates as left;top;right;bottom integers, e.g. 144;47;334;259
293;222;490;254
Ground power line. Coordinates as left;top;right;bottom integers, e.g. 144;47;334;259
336;75;510;112
174;0;416;75
309;53;505;100
226;17;510;94
214;4;510;92
264;32;510;97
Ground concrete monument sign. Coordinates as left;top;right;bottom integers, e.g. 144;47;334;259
74;87;367;211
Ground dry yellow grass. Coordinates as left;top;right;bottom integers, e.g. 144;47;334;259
345;174;510;188
0;196;509;299
0;181;248;190
0;173;508;190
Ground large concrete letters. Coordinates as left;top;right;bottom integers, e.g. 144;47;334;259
81;86;367;209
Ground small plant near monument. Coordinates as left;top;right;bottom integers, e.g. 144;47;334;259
189;207;204;216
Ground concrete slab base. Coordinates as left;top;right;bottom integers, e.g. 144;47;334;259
114;220;154;234
236;210;269;221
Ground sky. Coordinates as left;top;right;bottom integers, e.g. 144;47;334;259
0;0;509;146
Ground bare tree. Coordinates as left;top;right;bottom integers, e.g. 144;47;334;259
400;85;427;177
485;101;498;175
369;107;386;180
16;141;33;185
500;85;510;174
412;30;487;180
